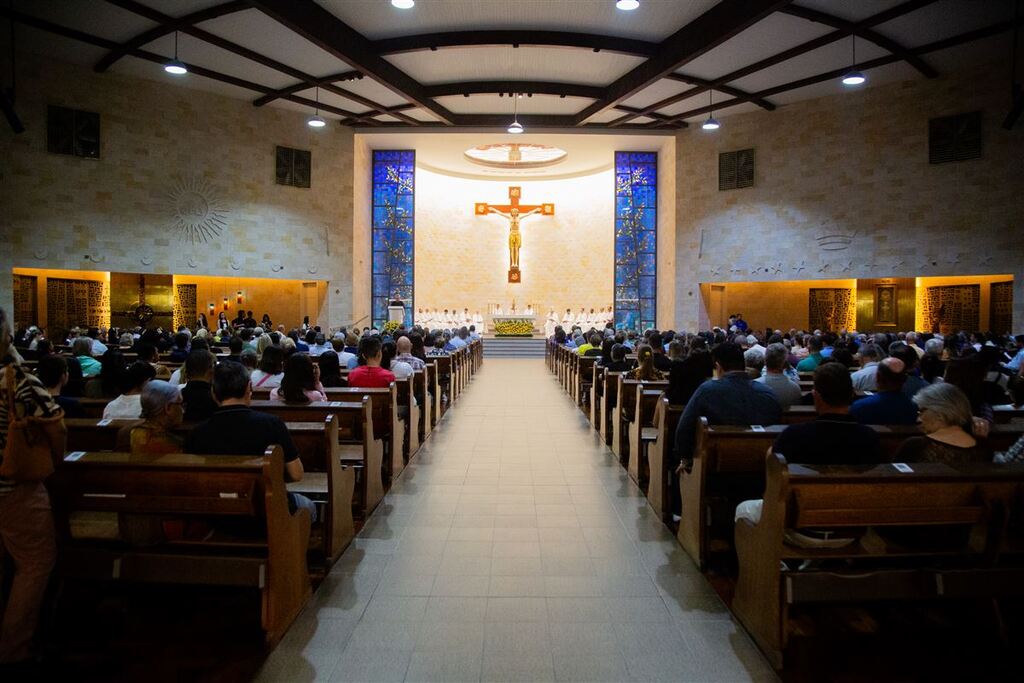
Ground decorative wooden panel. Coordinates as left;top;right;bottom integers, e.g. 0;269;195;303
719;148;754;190
808;288;855;332
990;281;1013;334
13;275;38;330
276;146;311;188
921;284;980;334
173;284;198;331
46;278;110;338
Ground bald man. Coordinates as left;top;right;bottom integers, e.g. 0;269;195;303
394;335;426;371
849;357;918;425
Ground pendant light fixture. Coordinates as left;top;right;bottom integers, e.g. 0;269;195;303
616;0;640;10
163;31;188;75
392;0;415;8
702;90;720;130
307;86;326;128
841;36;866;86
508;92;523;134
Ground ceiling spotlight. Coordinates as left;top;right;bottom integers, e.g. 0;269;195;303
616;0;640;10
842;70;866;86
702;90;720;131
163;31;187;75
508;91;524;134
391;0;415;8
308;86;326;128
841;36;866;86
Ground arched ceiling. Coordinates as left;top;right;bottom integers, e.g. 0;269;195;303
3;0;1018;130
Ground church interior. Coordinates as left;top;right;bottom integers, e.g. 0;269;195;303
1;0;1023;681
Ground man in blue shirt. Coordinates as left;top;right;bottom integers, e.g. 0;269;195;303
1004;335;1024;373
733;314;748;333
850;357;918;425
671;342;782;516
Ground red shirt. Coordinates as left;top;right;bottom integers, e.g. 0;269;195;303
348;365;396;388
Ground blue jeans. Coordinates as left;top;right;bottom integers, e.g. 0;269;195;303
287;492;318;523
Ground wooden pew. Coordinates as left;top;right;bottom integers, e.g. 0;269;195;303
614;377;668;467
575;356;598;412
57;445;310;646
590;364;604;429
678;419;1024;570
627;385;667;488
431;355;452;420
733;455;1024;669
65;414;358;566
248;399;386;516
599;371;624;447
646;398;685;523
413;367;431;443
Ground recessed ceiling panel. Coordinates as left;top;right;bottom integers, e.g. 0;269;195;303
293;87;381;117
679;100;763;124
318;0;718;42
621;78;697;110
657;90;737;118
679;12;833;81
434;94;592;116
386;47;644;86
332;78;411;109
875;0;1012;48
13;24;109;67
793;0;909;23
134;32;297;90
728;39;891;95
142;0;234;17
12;0;156;43
112;55;266;103
763;61;920;107
197;9;351;80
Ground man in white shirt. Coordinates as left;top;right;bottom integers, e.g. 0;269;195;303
562;308;574;328
88;328;108;356
102;361;156;419
472;310;485;333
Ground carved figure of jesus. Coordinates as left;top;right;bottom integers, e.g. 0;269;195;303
486;205;543;269
474;186;554;283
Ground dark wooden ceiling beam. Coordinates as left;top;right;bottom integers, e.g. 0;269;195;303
778;3;938;78
104;0;416;124
372;30;660;57
422;81;604;99
251;70;363;106
574;0;792;125
650;16;1023;127
664;73;776;110
0;8;387;125
248;0;455;124
609;0;936;127
94;0;248;72
613;104;688;128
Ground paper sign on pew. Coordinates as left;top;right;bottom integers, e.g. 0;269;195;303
892;463;914;473
65;451;86;462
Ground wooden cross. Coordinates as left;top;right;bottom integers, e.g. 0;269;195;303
475;186;554;283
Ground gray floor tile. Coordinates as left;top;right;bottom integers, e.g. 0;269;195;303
403;651;482;682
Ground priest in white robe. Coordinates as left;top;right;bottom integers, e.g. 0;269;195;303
544;309;558;338
561;308;574;329
472;310;485;334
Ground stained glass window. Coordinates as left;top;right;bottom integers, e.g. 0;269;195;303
614;152;657;332
371;150;415;328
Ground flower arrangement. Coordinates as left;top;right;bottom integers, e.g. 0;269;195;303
382;320;401;335
494;319;533;337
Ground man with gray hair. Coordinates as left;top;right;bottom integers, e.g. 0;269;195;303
851;343;883;392
755;343;803;409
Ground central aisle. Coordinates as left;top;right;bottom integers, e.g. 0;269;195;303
258;359;776;682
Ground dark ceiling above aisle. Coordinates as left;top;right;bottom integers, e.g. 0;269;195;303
2;0;1019;130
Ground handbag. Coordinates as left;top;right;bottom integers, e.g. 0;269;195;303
0;367;62;482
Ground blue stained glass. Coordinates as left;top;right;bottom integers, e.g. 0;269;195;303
614;152;656;332
372;151;415;328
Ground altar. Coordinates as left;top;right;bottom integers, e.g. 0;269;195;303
491;315;536;337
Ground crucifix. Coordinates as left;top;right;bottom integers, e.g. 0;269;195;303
475;186;554;283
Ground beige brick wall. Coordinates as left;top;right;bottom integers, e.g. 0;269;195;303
414;168;614;326
0;54;354;329
675;62;1024;333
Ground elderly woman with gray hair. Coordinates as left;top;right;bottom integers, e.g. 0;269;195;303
0;308;64;666
895;382;991;465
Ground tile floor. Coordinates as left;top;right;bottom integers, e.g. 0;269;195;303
256;359;777;682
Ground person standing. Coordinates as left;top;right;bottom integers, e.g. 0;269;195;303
0;308;64;669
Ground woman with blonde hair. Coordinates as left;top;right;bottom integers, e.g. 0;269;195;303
255;332;274;360
627;344;665;382
896;382;991;465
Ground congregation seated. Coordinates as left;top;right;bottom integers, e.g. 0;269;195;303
603;343;633;373
239;348;258;371
102;361;156;419
184;362;315;520
626;344;664;381
270;353;326;404
735;362;884;525
755;343;802;409
168;332;190;363
316;351;346;388
349;336;396;388
850;343;883;391
85;349;125;398
394;335;425;370
896;382;991;464
890;342;928;397
137;342;171;380
382;340;413;380
180;350;218;422
795;335;824;372
73;336;101;378
648;333;672;371
666;339;712;406
36;354;84;418
251;345;284;390
849;357;918;425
